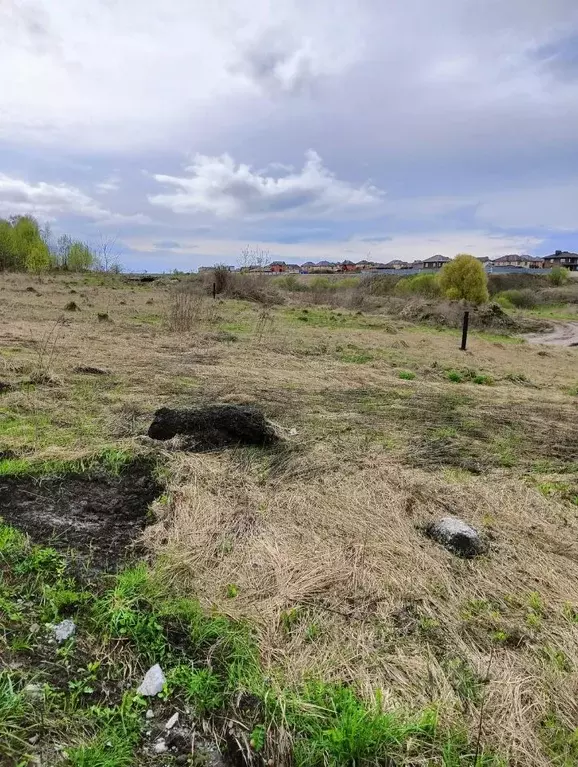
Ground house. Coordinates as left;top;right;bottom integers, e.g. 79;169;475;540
268;261;287;273
309;261;339;273
355;260;376;271
543;251;578;271
476;256;490;265
491;254;543;269
285;263;301;273
384;259;410;270
422;255;451;269
340;260;357;272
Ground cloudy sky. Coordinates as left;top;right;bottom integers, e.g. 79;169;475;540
1;0;578;271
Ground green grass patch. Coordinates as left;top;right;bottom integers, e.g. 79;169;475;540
398;370;416;380
0;447;136;479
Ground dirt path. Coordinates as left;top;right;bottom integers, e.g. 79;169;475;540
524;321;578;346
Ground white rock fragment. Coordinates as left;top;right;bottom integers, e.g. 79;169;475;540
153;738;168;754
137;664;166;696
53;619;76;643
165;712;179;730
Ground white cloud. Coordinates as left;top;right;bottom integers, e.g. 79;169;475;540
148;151;382;218
95;174;121;194
0;174;145;224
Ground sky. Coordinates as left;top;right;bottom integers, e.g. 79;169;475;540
1;0;578;272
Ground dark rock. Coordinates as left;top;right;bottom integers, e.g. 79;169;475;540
148;404;279;450
425;516;487;558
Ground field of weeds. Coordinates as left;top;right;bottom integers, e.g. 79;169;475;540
1;271;578;766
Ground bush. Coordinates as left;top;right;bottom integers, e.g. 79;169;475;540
364;275;401;296
395;273;442;298
276;274;306;292
548;266;570;287
439;254;489;304
488;272;548;295
213;264;232;294
494;289;537;309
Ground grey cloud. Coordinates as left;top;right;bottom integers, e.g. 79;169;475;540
148;151;383;219
234;31;318;94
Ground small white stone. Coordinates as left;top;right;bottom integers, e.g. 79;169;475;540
165;712;179;730
153;738;168;755
28;734;40;745
137;664;166;696
53;619;76;643
29;623;40;634
145;709;155;720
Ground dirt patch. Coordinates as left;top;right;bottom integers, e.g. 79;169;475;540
525;321;578;347
0;461;161;568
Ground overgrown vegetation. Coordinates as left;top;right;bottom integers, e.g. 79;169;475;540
0;215;121;273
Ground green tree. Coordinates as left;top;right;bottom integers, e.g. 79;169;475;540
68;241;94;271
439;254;489;304
0;219;17;270
26;243;52;274
548;266;570;287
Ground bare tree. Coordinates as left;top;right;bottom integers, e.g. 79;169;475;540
238;244;271;271
94;235;123;272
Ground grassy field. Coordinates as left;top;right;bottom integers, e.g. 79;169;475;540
1;271;578;766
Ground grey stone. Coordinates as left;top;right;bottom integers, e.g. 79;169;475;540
152;738;168;755
29;623;40;634
28;734;40;745
425;516;487;558
146;708;155;720
53;619;76;643
137;664;166;696
165;712;179;730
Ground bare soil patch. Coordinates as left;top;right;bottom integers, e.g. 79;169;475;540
0;461;161;568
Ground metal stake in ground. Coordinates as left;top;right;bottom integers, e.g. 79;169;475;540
212;282;216;300
460;311;469;351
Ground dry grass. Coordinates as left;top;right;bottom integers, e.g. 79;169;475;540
3;271;578;764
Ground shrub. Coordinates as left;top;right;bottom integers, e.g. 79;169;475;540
548;266;570;287
395;273;442;298
494;289;537;309
439;254;489;304
213;264;232;294
276;274;306;292
446;370;464;383
364;275;402;296
488;272;548;295
309;276;337;292
168;288;206;332
398;370;416;380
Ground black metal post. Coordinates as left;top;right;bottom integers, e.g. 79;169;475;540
212;282;216;300
460;311;469;351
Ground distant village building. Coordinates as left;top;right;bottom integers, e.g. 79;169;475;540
422;255;451;269
269;261;287;273
543;251;578;271
341;260;357;271
491;254;543;269
384;259;410;270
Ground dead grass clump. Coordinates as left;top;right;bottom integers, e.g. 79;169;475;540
144;450;578;765
167;287;215;332
65;300;79;311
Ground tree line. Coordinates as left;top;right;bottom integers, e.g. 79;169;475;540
0;215;121;273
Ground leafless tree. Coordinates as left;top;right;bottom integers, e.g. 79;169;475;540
238;244;271;271
94;235;123;272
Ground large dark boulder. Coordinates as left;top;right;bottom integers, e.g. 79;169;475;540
147;404;279;450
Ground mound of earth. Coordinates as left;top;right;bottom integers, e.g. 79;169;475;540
0;461;161;568
148;404;279;451
396;298;546;333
